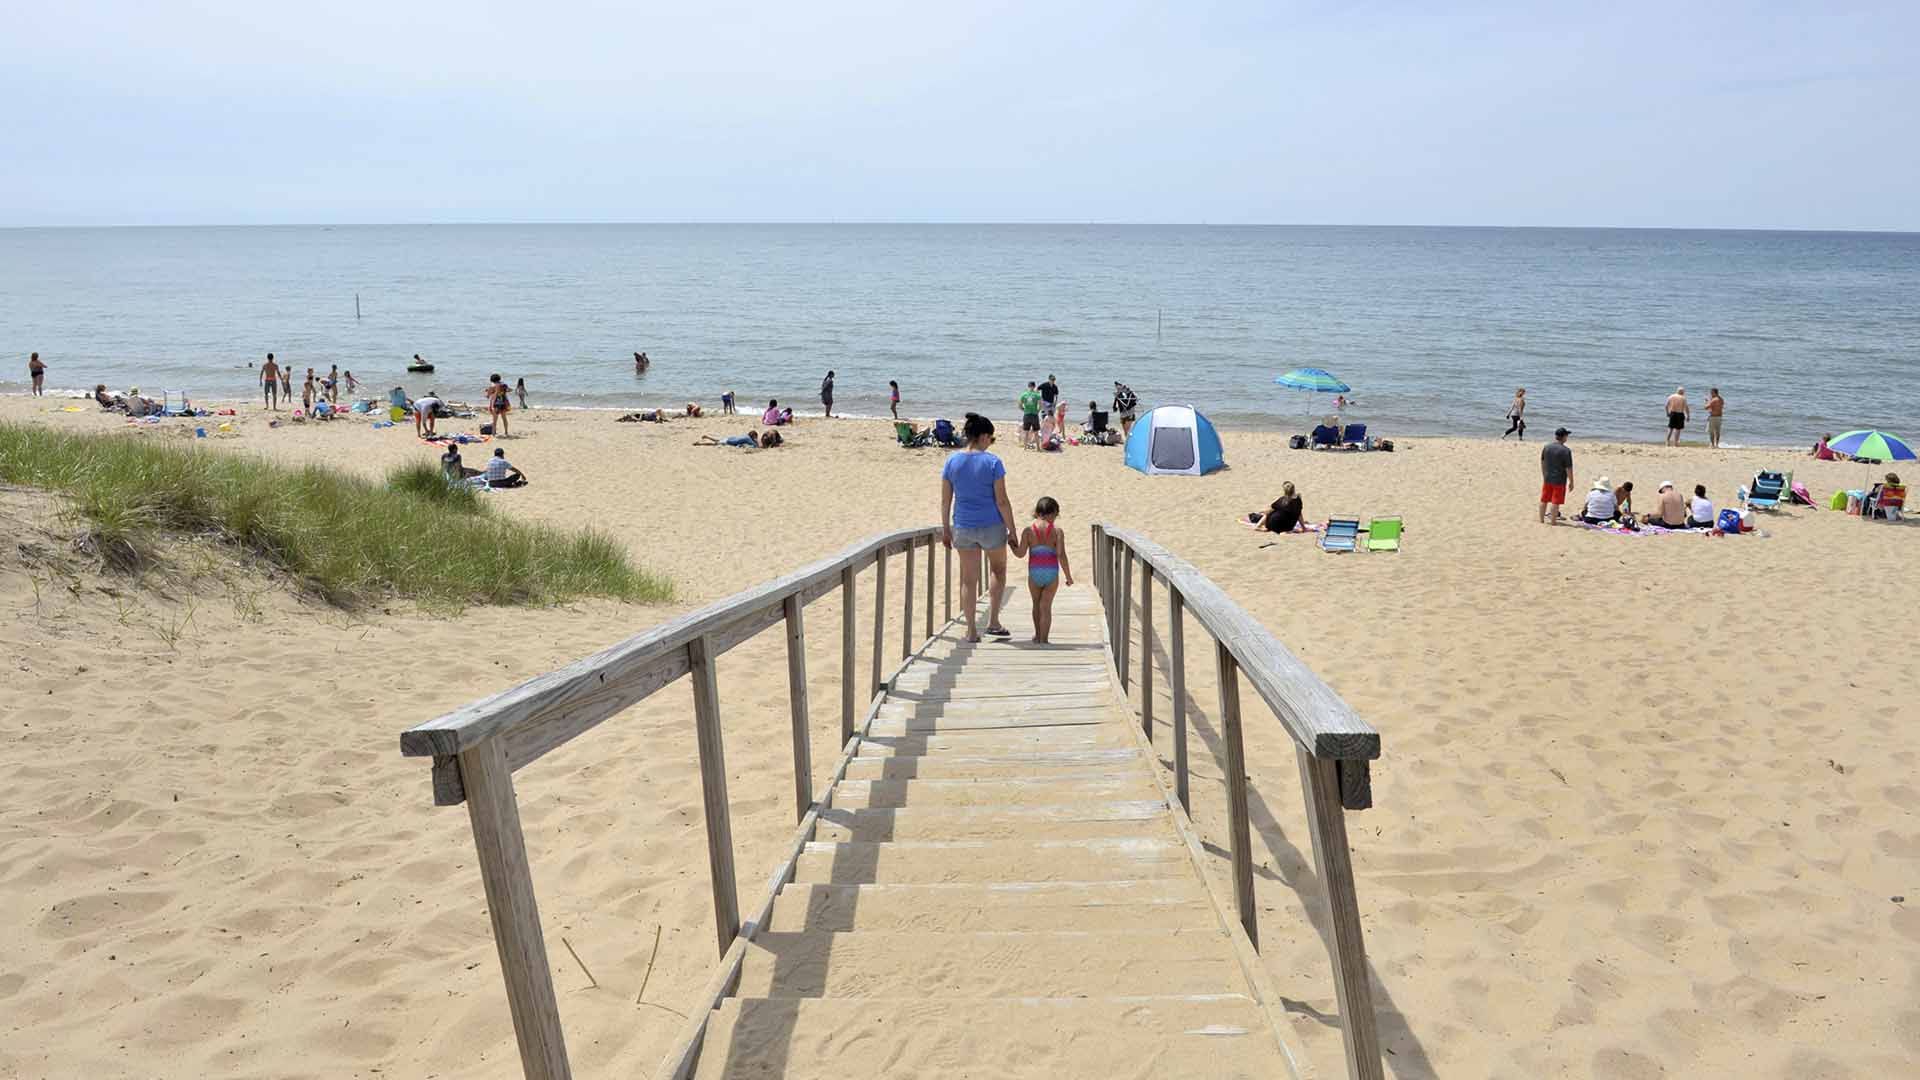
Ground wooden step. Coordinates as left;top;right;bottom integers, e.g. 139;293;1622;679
792;838;1190;884
763;881;1215;932
813;800;1169;842
693;996;1287;1079
732;929;1244;998
841;748;1139;780
865;713;1110;736
855;728;1125;757
828;775;1153;810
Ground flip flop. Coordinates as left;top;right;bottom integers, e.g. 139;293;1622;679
984;626;1012;637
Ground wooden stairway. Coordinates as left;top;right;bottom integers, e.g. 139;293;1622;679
689;585;1299;1079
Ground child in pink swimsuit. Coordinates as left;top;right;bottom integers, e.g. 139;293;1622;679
1012;496;1074;643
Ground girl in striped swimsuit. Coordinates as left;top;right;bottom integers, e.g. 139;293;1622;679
1014;496;1075;643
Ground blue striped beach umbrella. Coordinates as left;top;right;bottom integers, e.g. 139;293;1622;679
1273;368;1351;394
1827;429;1915;463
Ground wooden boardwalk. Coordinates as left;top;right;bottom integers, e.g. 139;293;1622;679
685;584;1301;1079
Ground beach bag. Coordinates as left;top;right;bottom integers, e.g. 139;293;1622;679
479;423;494;435
1378;439;1394;452
1717;509;1743;534
1289;434;1308;450
1828;490;1848;511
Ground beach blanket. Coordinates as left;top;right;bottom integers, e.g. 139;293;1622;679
1576;521;1688;537
419;433;491;446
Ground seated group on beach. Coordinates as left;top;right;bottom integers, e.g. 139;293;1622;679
1576;477;1714;529
441;445;527;488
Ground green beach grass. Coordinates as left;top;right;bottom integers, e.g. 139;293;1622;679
0;422;671;608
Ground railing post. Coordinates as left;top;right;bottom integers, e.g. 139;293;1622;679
1118;547;1134;691
840;566;856;744
924;535;935;639
782;595;812;822
871;546;888;700
1215;640;1257;950
943;539;952;623
458;739;571;1080
902;540;915;661
688;635;740;957
1170;587;1188;814
1297;749;1385;1080
1139;565;1153;742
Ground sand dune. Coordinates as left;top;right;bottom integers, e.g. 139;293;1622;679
2;395;1914;1078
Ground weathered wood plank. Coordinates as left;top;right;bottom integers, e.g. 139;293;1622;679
924;536;936;640
902;541;915;662
1216;641;1257;950
1297;748;1385;1080
1098;526;1379;764
1338;758;1373;812
1170;587;1189;814
1140;563;1154;742
400;527;939;761
688;635;739;957
943;540;952;623
431;754;466;806
841;566;857;744
458;738;571;1080
783;595;812;823
871;548;888;701
1118;547;1134;691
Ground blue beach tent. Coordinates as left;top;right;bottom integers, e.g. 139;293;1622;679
1124;405;1226;475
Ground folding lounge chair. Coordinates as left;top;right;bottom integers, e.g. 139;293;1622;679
931;418;962;448
1321;518;1361;552
1744;470;1786;510
1342;423;1367;448
163;390;191;416
1364;517;1402;552
1869;484;1906;521
1311;425;1339;449
894;421;931;448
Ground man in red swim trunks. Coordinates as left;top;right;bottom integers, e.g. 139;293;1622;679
1539;427;1572;525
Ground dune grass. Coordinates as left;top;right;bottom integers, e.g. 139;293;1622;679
0;422;671;608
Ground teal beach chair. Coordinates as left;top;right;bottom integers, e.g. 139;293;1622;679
1321;518;1361;552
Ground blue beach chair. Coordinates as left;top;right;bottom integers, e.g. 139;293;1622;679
1342;423;1367;447
1742;470;1786;510
1321;518;1362;552
1311;424;1339;449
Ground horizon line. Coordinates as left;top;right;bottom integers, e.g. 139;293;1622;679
2;220;1916;236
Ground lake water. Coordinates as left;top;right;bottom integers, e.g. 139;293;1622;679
3;224;1916;443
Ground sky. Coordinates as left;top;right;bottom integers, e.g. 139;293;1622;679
4;1;1917;229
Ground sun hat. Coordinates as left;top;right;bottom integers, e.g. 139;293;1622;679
1591;476;1610;491
1658;480;1674;490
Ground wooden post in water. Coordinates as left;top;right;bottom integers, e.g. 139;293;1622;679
1215;641;1257;949
902;541;915;661
1139;565;1153;742
688;635;740;957
871;547;888;700
1170;588;1189;813
458;739;571;1080
782;595;811;822
1297;748;1385;1080
840;567;856;743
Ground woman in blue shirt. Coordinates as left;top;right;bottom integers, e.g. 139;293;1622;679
940;413;1017;641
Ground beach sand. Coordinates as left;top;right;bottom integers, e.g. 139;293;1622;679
2;394;1915;1078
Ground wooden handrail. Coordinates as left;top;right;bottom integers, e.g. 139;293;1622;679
398;525;950;1080
1091;522;1385;1080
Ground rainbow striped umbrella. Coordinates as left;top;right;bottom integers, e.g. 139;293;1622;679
1828;430;1915;463
1273;368;1351;393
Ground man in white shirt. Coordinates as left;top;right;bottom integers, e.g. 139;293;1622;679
413;391;442;436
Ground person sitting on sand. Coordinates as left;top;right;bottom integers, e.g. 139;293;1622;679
696;431;760;448
762;400;783;425
1646;480;1688;528
413;391;443;436
485;447;526;488
1812;433;1846;461
683;401;703;418
441;445;480;482
93;384;123;411
1578;478;1619;524
1690;484;1716;528
1246;482;1305;533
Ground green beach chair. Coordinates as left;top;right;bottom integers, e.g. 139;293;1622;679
1364;517;1403;552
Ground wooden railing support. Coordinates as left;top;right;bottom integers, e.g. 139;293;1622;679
1298;748;1385;1079
1118;547;1134;691
782;595;811;822
902;540;915;661
870;547;887;700
459;739;572;1080
1139;565;1154;742
688;635;740;957
1215;640;1257;950
1170;587;1188;813
924;536;935;640
943;541;952;622
839;566;856;744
